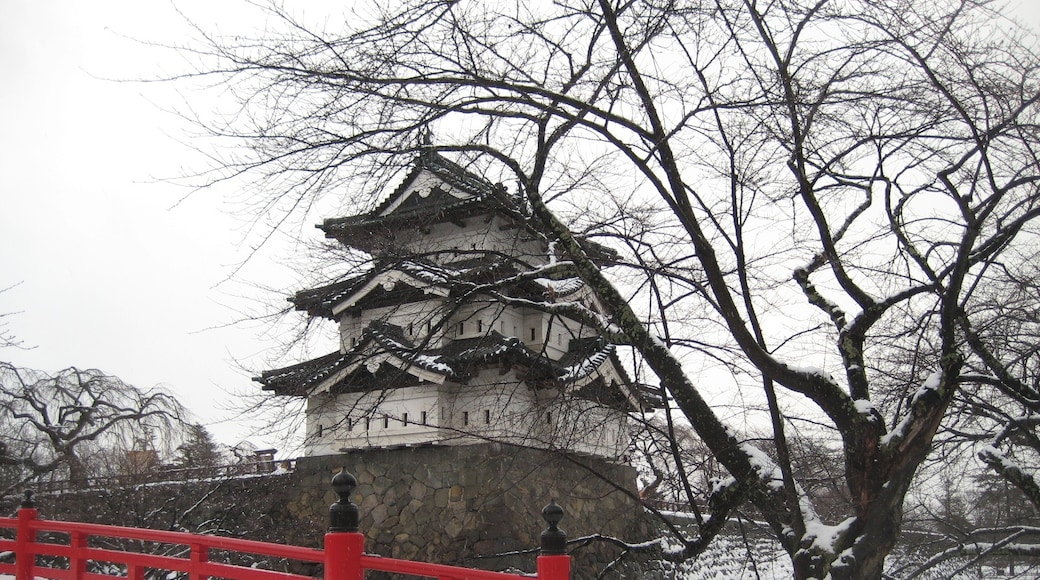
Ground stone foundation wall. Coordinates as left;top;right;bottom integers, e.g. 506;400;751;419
290;444;650;577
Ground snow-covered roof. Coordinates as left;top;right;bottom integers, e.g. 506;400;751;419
291;258;590;320
532;277;585;299
316;150;619;265
255;321;653;410
319;150;529;253
291;258;458;319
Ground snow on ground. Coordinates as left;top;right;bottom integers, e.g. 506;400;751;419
663;539;1040;579
657;534;794;579
646;519;1040;579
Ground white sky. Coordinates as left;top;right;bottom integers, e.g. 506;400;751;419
0;1;309;450
1;0;1039;455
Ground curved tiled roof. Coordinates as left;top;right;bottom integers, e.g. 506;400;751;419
290;275;370;319
255;321;635;406
316;150;620;271
253;351;353;397
320;150;529;248
290;258;459;319
531;277;585;299
371;149;506;214
290;257;594;320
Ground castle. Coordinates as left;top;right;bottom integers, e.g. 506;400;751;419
255;150;656;576
257;150;656;457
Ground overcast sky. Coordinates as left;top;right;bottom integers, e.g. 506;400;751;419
0;1;310;450
2;1;1040;454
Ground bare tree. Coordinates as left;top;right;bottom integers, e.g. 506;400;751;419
177;0;1040;577
0;362;185;493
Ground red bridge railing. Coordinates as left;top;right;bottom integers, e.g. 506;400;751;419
0;469;570;580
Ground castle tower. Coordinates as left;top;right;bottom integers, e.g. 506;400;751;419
257;150;656;457
256;150;656;576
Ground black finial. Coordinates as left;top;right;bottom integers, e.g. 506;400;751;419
329;469;359;532
420;127;433;148
540;500;567;555
20;489;35;509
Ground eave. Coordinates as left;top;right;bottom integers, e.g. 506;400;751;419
290;259;459;319
255;322;653;411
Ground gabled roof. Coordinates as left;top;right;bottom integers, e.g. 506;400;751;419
255;321;655;410
315;149;621;269
254;323;450;397
290;259;456;319
320;150;529;251
290;258;592;321
369;149;505;215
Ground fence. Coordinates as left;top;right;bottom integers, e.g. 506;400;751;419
27;459;295;494
0;469;571;580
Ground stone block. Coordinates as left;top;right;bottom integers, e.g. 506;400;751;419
433;487;449;508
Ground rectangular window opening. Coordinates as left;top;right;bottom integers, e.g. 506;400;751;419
484;410;491;425
530;328;536;341
463;411;470;426
421;411;428;425
402;412;409;426
382;416;390;429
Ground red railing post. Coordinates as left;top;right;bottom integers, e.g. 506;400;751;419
15;491;38;580
537;555;571;580
70;530;88;580
325;469;363;580
189;541;209;580
536;501;571;580
324;531;364;580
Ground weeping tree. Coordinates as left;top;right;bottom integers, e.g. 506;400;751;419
178;0;1040;577
0;362;185;492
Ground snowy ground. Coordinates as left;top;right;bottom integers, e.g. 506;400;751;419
651;534;1040;579
654;534;794;579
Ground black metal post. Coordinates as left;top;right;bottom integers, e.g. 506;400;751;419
540;500;567;555
329;469;360;533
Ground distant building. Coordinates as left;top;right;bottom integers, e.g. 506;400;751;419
257;150;657;459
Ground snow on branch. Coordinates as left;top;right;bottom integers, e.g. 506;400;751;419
978;444;1040;513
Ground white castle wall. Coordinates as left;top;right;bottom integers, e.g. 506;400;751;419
305;368;630;459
